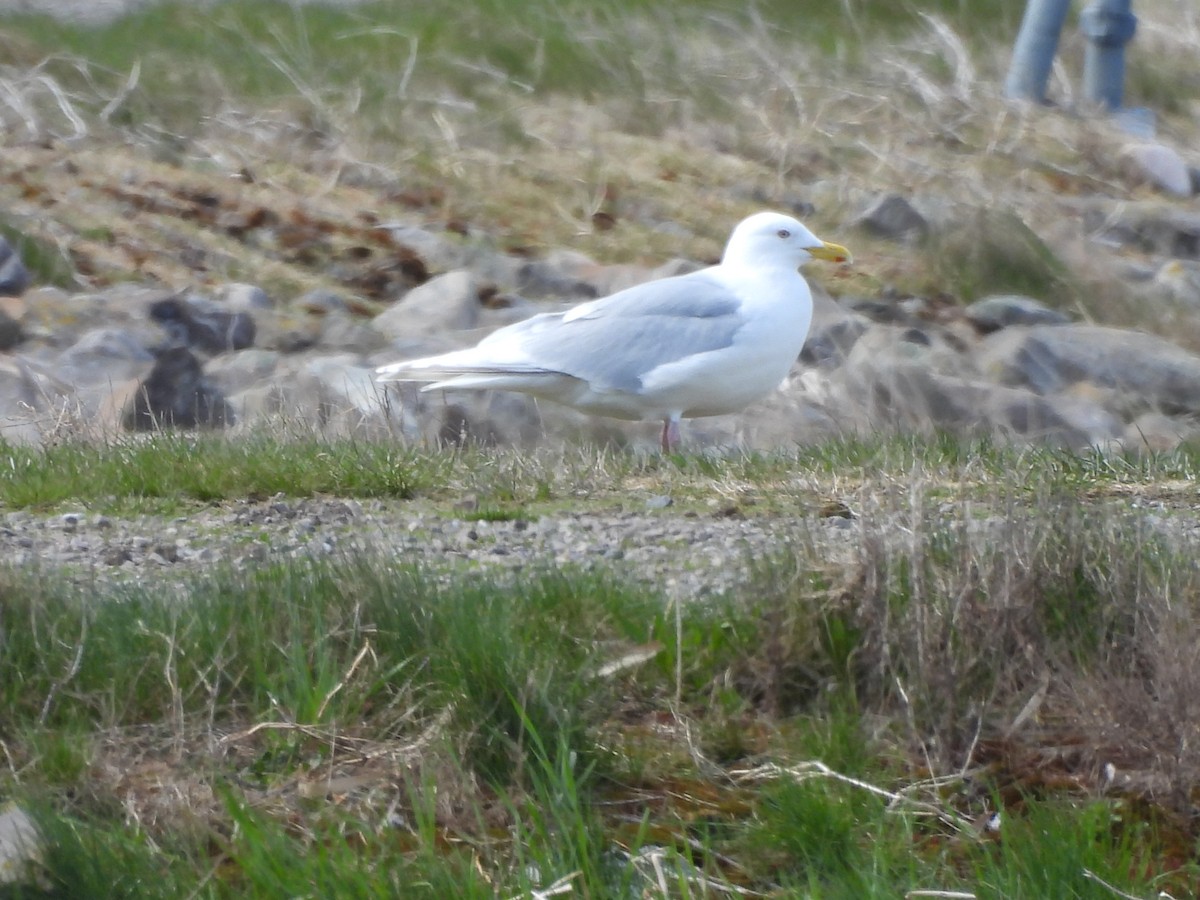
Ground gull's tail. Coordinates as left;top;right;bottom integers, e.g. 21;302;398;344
375;351;562;394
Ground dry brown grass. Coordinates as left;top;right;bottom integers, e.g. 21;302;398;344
874;498;1200;820
715;465;1200;824
1;1;1197;340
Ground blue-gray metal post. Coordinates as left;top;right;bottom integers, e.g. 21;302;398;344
1080;0;1137;108
1005;0;1073;102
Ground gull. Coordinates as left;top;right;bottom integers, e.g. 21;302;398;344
376;211;850;451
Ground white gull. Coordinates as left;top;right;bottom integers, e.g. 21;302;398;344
376;211;850;450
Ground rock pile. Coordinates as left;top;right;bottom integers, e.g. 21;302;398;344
3;203;1200;453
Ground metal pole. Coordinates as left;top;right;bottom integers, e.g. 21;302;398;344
1080;0;1138;109
1005;0;1073;102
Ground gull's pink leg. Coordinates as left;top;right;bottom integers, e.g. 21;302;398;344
660;417;681;452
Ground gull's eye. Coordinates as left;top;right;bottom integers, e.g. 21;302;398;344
776;228;791;239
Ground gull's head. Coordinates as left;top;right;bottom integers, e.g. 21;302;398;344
722;211;851;270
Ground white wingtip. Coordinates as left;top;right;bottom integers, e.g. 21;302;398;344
375;362;406;381
376;358;437;382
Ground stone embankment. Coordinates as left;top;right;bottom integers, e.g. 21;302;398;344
3;189;1200;452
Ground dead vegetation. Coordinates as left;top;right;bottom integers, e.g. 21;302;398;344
0;1;1197;336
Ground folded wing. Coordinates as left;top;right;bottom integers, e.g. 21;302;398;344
377;271;746;397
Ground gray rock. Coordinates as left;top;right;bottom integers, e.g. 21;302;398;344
801;294;868;367
1152;260;1200;306
372;270;483;342
217;282;273;311
20;285;167;348
125;347;233;430
791;316;1127;448
829;360;1118;448
0;357;52;446
251;307;323;354
17;284;71;322
845;323;978;379
149;294;256;354
1096;206;1200;258
287;292;387;354
931;207;1067;302
1048;387;1128;446
317;313;390;353
24;328;157;439
223;383;279;430
801;314;869;367
56;327;156;387
1191;167;1200;197
295;288;348;315
843;295;908;325
0;804;43;888
0;301;23;349
382;224;465;273
1120;143;1193;198
436;401;489;447
303;356;392;420
0;237;30;296
96;284;180;313
205;348;282;394
467;250;526;293
964;294;1071;332
17;203;1200;453
516;254;601;300
231;355;408;440
853;194;929;241
1121;411;1199;454
981;324;1200;415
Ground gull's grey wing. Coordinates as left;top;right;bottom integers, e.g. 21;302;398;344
562;270;741;323
484;272;746;393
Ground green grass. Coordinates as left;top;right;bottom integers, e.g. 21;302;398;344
2;444;1197;895
0;433;436;511
0;0;1020;144
0;219;74;289
2;0;1020;89
1126;47;1200;116
2;431;1198;515
0;558;656;761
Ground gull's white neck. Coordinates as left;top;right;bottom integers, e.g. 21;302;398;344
703;264;807;329
715;256;806;292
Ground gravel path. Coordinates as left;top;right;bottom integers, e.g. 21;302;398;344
11;489;1200;599
6;498;862;599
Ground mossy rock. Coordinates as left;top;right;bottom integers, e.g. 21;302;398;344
0;218;75;290
928;208;1073;306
